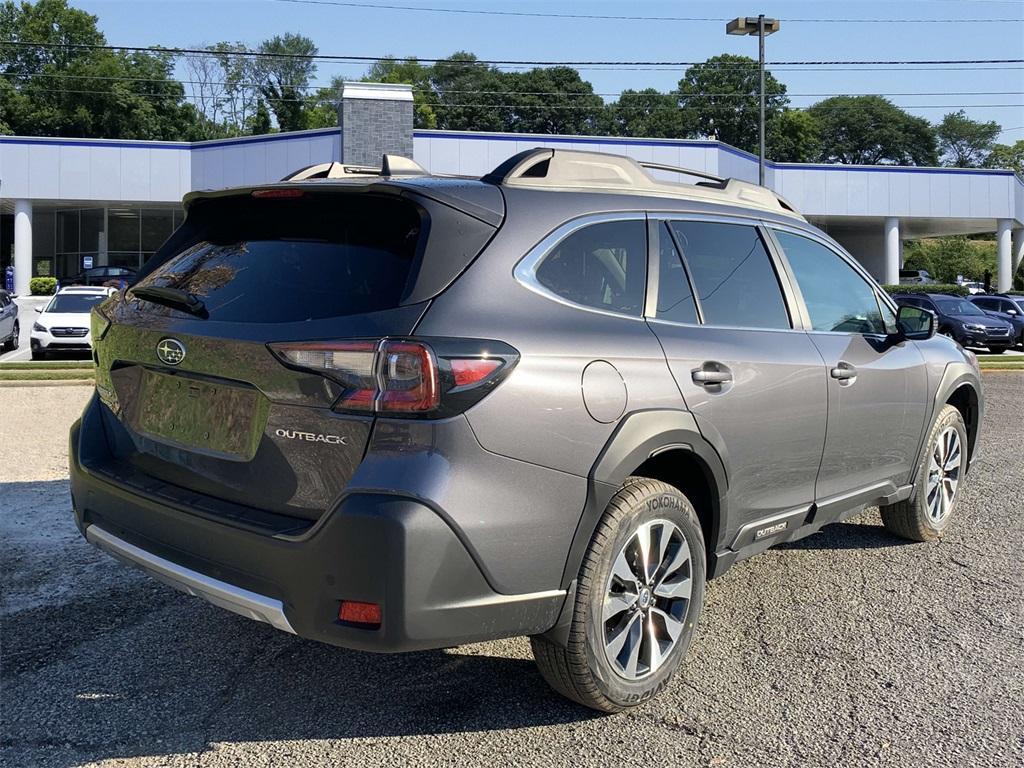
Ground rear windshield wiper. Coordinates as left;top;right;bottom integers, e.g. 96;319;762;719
130;285;209;319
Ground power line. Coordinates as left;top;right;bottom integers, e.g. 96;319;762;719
3;71;1021;99
2;40;1022;68
270;0;1024;23
12;85;1023;112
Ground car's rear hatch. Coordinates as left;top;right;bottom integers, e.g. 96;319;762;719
88;181;502;528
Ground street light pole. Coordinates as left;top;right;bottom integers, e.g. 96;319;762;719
726;15;780;187
758;14;765;186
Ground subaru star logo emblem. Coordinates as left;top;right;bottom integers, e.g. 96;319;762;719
157;338;186;366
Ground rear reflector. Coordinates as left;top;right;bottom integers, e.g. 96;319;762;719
451;358;502;387
251;188;305;199
338;600;382;627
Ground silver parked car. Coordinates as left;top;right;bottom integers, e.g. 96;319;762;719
71;150;983;712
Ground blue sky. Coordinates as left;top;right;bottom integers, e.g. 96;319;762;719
74;0;1024;140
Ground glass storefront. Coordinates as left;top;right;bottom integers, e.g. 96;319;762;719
32;206;184;281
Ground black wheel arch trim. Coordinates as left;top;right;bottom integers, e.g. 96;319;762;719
910;362;983;486
557;408;729;590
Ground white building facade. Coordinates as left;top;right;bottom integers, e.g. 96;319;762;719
2;83;1023;296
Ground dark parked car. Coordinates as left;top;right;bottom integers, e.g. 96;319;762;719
68;266;136;286
968;294;1024;348
71;150;984;712
0;289;19;352
892;292;1015;353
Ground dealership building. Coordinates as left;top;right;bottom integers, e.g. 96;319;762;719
2;82;1023;296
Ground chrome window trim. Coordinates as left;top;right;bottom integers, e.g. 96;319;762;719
513;211;649;322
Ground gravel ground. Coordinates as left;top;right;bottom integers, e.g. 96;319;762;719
2;377;1023;768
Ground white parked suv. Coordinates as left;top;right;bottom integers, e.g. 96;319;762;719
31;286;115;360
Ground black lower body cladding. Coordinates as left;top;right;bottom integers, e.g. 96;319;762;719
69;397;564;652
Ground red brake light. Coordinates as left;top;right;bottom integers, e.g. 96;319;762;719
338;600;381;628
251;188;304;199
451;358;502;387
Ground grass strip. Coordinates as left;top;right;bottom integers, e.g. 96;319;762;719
0;361;95;371
0;370;96;381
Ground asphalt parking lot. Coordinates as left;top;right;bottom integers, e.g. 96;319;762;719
2;376;1022;768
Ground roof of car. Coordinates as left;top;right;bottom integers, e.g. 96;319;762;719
185;149;806;222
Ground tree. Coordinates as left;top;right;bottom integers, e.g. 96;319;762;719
936;110;1000;167
254;33;317;132
767;109;821;163
985;140;1024;176
213;42;260;135
676;54;788;153
504;67;606;135
809;96;938;166
364;57;438;128
903;237;996;283
0;0;202;140
181;47;228;138
430;52;510;132
248;99;272;135
609;88;684;138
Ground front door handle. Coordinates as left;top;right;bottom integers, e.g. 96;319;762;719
830;361;857;382
692;363;733;386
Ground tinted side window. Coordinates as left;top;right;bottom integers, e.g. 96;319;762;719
535;219;647;316
655;223;698;324
775;231;886;335
669;220;790;329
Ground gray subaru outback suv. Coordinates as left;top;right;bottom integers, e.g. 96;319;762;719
70;149;983;712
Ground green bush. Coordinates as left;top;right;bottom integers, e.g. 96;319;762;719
881;283;969;297
29;277;58;295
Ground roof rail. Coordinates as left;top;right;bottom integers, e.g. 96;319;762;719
636;161;725;185
481;147;802;218
282;154;428;181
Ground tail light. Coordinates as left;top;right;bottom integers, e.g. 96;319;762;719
269;338;517;417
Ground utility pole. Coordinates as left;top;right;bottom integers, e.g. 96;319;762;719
726;15;781;186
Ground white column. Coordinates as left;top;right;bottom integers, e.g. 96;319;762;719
1012;228;1024;279
996;219;1012;293
13;200;32;297
884;217;900;285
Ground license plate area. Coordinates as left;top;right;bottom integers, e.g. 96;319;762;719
135;369;265;460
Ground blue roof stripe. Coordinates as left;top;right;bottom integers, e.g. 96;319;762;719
412;130;1020;179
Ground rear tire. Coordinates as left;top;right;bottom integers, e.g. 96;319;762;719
988;346;1007;354
8;322;19;351
531;477;706;712
880;404;967;542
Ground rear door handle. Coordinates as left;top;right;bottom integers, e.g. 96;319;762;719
692;364;733;386
830;362;857;381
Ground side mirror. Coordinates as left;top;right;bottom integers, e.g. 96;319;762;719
895;304;935;341
35;307;43;313
1008;308;1019;316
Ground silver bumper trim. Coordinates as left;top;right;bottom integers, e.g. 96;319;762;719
85;524;296;635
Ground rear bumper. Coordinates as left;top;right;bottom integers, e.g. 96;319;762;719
69;404;565;652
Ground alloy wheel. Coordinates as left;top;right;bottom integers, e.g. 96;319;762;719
602;519;692;680
926;426;962;522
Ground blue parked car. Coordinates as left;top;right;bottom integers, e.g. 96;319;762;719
892;293;1015;353
968;295;1024;349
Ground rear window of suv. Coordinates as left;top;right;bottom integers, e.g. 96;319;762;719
131;194;424;323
